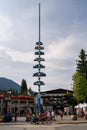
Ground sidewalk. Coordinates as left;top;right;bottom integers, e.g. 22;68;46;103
0;115;87;125
55;115;87;124
0;116;87;130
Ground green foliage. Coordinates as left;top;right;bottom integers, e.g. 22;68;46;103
0;88;18;95
21;79;28;95
72;49;87;103
72;72;87;102
65;92;77;107
76;49;87;79
28;87;34;97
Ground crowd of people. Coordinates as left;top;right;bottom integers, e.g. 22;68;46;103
3;109;64;123
3;107;87;123
25;109;64;124
26;110;55;124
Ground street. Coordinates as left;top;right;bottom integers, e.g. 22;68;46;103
0;124;87;130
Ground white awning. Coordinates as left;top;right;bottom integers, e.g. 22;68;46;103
75;103;87;108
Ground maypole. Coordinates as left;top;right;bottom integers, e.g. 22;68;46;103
33;3;46;114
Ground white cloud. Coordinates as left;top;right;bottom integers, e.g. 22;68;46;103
44;32;87;70
44;34;77;70
0;14;13;42
46;34;77;60
0;45;34;63
6;48;34;63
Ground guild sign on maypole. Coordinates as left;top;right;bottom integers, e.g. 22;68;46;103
33;3;46;114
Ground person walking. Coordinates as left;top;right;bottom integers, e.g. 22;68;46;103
14;111;18;122
51;110;55;121
59;110;63;120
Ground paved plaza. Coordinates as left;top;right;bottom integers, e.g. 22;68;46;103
0;115;87;124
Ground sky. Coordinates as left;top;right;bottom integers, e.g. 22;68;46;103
0;0;87;92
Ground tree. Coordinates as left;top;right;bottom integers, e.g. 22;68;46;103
8;88;18;95
72;49;87;102
21;79;28;95
28;87;34;97
72;72;87;103
76;49;87;79
65;92;77;107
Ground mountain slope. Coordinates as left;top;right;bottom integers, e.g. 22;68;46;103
0;77;21;92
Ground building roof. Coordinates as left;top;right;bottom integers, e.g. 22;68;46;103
41;88;73;94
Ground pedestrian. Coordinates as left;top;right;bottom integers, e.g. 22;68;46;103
59;110;63;120
26;110;30;121
51;110;55;121
14;111;18;122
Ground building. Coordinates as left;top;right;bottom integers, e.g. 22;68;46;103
0;88;73;116
36;88;73;112
0;94;34;116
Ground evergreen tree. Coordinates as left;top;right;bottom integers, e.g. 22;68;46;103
28;87;34;97
72;49;87;102
21;79;28;95
76;49;87;79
